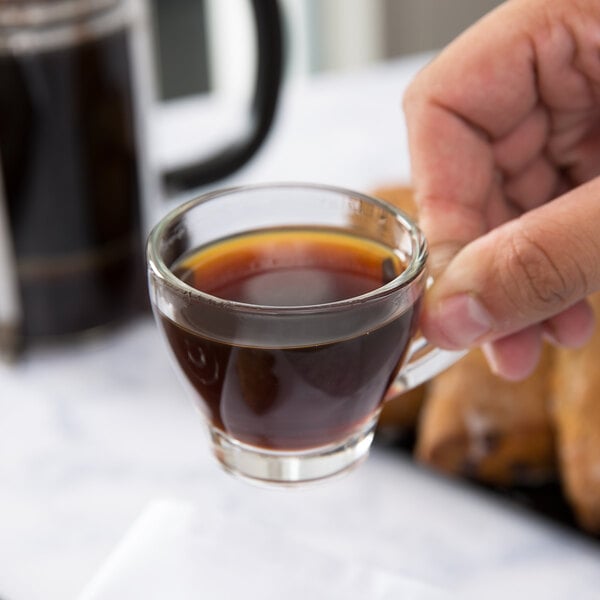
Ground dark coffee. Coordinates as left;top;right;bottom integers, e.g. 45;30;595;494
0;26;145;340
159;228;420;451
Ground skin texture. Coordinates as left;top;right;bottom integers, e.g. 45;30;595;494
403;0;600;380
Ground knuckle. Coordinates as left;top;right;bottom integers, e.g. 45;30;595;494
402;84;419;115
402;72;428;113
500;224;588;312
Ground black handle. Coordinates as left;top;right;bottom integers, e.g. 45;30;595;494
163;0;284;194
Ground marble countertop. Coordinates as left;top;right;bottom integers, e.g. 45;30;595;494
2;54;600;600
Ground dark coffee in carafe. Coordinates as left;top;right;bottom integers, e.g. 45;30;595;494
0;3;145;344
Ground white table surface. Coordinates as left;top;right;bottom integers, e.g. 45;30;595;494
2;54;600;600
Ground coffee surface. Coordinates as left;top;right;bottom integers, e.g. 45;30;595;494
175;228;404;306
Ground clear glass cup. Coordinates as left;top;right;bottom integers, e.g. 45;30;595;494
147;183;463;485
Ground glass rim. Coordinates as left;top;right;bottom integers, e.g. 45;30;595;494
147;182;429;315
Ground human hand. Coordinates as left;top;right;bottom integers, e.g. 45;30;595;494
403;0;600;380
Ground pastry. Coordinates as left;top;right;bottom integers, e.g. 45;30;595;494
551;292;600;532
416;346;556;486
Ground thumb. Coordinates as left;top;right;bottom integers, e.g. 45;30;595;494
421;177;600;349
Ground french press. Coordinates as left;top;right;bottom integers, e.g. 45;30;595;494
0;0;284;354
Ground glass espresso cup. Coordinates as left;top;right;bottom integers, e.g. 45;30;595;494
147;183;463;485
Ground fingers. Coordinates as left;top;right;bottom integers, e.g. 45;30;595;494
403;1;544;158
403;3;540;275
404;1;539;140
404;0;600;275
478;300;595;381
493;106;549;178
420;177;600;352
503;154;560;212
482;325;543;382
542;298;595;348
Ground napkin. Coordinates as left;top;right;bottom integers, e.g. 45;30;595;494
78;499;450;600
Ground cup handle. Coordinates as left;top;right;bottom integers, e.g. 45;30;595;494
386;273;467;397
386;337;467;398
163;0;284;193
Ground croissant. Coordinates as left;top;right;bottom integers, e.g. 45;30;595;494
415;346;556;486
551;292;600;532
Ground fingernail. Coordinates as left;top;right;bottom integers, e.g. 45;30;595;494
435;294;493;347
541;323;560;347
481;343;501;376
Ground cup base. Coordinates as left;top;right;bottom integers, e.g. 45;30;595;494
209;418;377;486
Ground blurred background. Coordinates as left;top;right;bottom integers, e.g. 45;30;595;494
150;0;505;100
